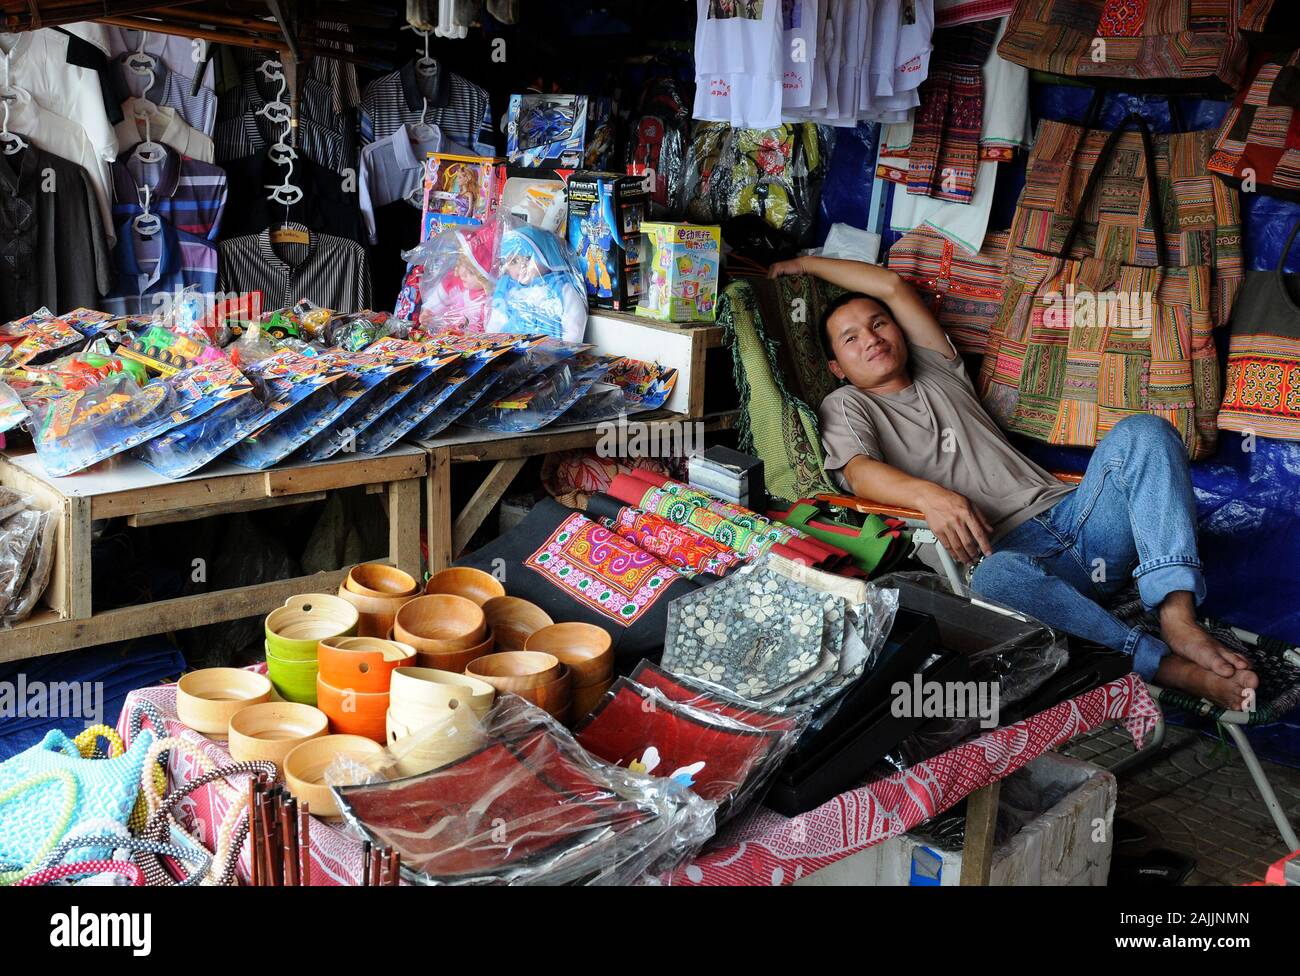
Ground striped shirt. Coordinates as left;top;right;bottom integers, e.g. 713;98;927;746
212;111;345;172
102;27;215;90
219;150;364;243
102;218;219;316
110;145;227;241
112;52;218;136
217;228;372;313
360;60;494;155
358;124;445;243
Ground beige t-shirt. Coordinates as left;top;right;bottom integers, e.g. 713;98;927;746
818;343;1074;542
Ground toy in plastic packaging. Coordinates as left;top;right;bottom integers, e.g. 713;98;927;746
500;176;568;235
331;695;716;885
4;506;57;624
320;311;402;352
420;151;502;240
457;351;609;434
0;309;86;367
488;223;589;343
584;96;618;172
0;382;29;434
115;324;224;378
550;354;678;425
225;351;355;470
404;219;505;335
506;93;588;169
566;172;648;311
636;222;722;323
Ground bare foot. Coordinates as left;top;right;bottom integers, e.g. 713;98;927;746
1160;616;1254;680
1154;655;1258;712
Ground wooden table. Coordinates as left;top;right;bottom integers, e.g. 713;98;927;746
0;447;427;663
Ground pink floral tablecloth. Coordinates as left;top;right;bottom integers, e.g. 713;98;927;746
117;672;1158;886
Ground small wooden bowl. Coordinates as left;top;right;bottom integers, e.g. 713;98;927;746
315;674;389;743
335;585;414;640
386;704;484;777
524;622;614;687
481;596;553;652
266;593;359;660
413;629;494;675
518;663;572;715
176;668;273;737
570;677;614;725
423;567;506;606
264;647;319;705
317;636;416;693
284;734;386;818
465;651;560;694
389;666;495;715
346;563;420;599
393;594;487;654
227;702;329;772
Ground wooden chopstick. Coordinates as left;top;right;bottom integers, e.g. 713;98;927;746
299;803;311;887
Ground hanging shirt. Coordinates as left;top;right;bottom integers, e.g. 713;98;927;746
102;218;218;316
0;29;118;162
110;145;227;241
358;123;445;243
218;229;372;313
360;61;494;155
0;145;112;320
213;107;344;172
215;61;356;171
1;86;113;238
781;0;819;111
111;52;218;136
218;150;365;243
116;100;214;163
101;27;214;90
692;0;783;129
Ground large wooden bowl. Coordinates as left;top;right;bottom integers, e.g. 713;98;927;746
423;567;506;606
176;668;272;736
413;629;494;675
389;666;495;718
265;593;359;660
524;623;613;688
517;663;572;716
315;674;389;743
393;594;487;655
335;584;415;639
345;563;420;599
481;596;553;652
317;636;416;693
284;734;386;818
465;651;561;694
227;702;329;772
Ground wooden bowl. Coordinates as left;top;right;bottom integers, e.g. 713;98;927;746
284;734;386;818
389;666;495;717
176;668;272;737
481;597;553;652
524;623;614;687
227;702;329;772
264;646;319;705
423;567;506;606
517;663;572;715
413;629;494;675
393;594;487;655
317;636;416;693
570;677;614;725
315;674;389;743
465;651;560;694
346;563;420;599
266;593;359;660
335;585;414;639
386;704;484;777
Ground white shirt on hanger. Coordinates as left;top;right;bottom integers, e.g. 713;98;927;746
116;99;214;164
358;123;445;244
781;0;819;111
693;0;783;129
0;29;118;162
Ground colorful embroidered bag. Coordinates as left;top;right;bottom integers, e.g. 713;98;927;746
1218;218;1300;440
979;112;1222;458
1208;49;1300;204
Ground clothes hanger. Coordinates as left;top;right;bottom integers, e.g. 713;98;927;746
402;25;438;77
133;183;162;240
259;59;308;248
410;98;438;145
255;58;293;127
124;32;160;103
0;56;26;157
130;106;167;166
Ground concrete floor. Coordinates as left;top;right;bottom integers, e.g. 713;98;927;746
1060;722;1300;885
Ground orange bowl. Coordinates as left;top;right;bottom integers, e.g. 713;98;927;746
481;596;553;652
423;567;506;606
346;563;420;599
315;674;389;743
317;636;416;693
465;651;561;694
393;594;487;654
524;622;613;687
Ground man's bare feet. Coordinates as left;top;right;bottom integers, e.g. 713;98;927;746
1158;592;1255;681
1154;654;1257;712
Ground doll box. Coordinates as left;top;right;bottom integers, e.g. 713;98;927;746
419;152;503;241
565;171;650;312
635;223;722;323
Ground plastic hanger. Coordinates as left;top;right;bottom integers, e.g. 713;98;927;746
261;56;305;246
410;98;438;145
130;106;167;165
403;25;438;77
0;57;25;156
124;32;160;102
133;183;162;238
255;58;292;126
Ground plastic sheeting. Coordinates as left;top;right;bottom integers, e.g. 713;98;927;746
816;122;880;245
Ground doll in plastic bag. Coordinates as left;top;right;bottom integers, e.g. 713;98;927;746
413;219;503;336
488;223;588;343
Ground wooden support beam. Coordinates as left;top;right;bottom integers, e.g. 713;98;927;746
387;478;424;582
425;448;452;572
959;781;1001;886
452;458;526;558
126;491;328;528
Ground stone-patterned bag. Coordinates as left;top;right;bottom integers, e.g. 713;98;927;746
979;112;1222;458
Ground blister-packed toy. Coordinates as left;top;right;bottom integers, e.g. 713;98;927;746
488;223;589;343
226;351;355;470
0;309;86;367
558;355;678;424
458;356;611;434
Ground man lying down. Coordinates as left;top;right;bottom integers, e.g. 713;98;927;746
768;254;1258;712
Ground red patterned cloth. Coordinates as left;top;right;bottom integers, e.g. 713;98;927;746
117;671;1156;886
602;505;749;579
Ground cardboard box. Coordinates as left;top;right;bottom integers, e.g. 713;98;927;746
566;171;649;312
636;222;722;323
419;151;502;240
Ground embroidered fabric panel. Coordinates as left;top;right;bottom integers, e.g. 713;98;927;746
525;512;675;626
603;506;749;580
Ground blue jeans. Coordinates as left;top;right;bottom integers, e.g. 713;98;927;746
970;414;1205;681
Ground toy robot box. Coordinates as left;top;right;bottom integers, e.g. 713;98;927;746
507;94;588;169
635;222;722;323
565;171;649;311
